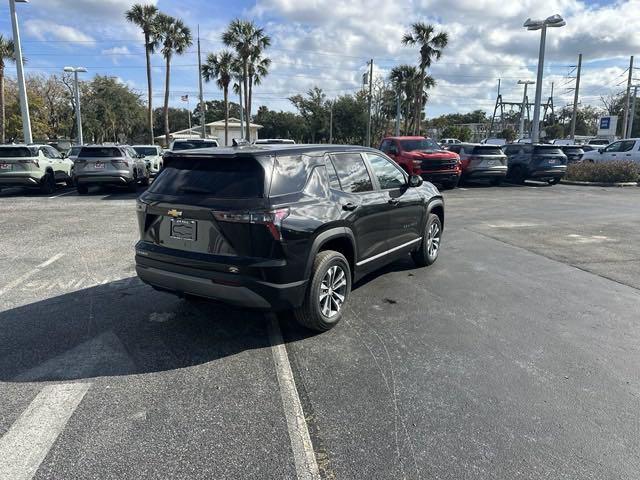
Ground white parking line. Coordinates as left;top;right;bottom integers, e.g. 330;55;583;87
0;383;91;480
0;253;64;296
48;190;75;199
268;315;321;480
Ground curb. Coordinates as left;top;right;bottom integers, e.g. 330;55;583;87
561;179;639;187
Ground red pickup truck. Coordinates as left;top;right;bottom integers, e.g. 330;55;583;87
379;136;461;189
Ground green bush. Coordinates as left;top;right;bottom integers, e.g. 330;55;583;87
566;161;639;183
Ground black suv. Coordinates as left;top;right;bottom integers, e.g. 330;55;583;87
502;144;568;185
135;145;444;331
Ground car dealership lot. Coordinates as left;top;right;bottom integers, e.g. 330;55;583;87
1;183;640;479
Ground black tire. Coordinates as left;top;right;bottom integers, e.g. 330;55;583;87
140;169;150;187
509;165;526;184
39;172;56;194
547;177;561;185
490;177;503;186
411;213;442;267
127;180;138;192
441;177;460;190
294;250;351;332
76;184;89;195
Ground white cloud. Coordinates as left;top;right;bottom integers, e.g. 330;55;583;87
24;20;95;44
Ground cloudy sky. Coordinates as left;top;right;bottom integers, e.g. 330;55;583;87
1;0;638;118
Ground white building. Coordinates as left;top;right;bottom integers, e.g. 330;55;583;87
156;117;262;146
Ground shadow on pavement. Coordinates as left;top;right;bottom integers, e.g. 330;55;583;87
0;277;309;382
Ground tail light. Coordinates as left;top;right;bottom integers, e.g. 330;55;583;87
18;159;39;168
214;208;290;240
112;160;129;168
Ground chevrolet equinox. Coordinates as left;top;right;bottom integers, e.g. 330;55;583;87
135;145;444;331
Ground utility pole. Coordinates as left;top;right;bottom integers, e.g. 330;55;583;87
569;53;582;141
628;85;639;138
488;78;501;138
622;55;634;139
64;67;87;145
197;25;206;139
329;100;333;144
366;59;373;147
518;80;534;139
9;0;32;144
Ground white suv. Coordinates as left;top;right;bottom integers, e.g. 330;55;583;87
133;145;163;177
0;144;74;194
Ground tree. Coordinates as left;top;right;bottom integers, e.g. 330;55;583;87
202;50;234;146
125;4;159;144
254;105;307;141
401;23;448;135
499;128;517;143
0;35;16;143
156;14;192;145
222;19;271;140
153;107;190;137
192;100;241;124
390;65;419;135
289;87;329;143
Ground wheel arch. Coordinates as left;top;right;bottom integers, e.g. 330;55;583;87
427;198;444;231
304;227;357;280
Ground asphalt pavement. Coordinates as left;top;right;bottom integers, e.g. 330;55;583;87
0;181;639;479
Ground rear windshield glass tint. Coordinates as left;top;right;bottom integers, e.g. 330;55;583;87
134;147;158;156
150;157;264;198
0;147;36;157
471;146;504;155
562;147;583;154
79;147;122;157
534;146;563;155
172;141;217;151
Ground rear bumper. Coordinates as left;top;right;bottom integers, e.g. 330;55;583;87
464;168;508;178
0;175;42;187
135;245;307;311
75;173;133;185
530;168;566;179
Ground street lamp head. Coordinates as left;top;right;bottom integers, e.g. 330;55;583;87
76;67;87;73
518;80;535;85
14;0;30;3
64;66;87;73
63;67;74;72
524;14;565;30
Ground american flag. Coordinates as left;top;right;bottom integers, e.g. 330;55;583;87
180;95;189;102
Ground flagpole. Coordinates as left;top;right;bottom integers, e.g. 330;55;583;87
187;96;192;136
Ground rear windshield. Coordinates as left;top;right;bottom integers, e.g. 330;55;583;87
470;146;504;155
0;146;37;157
400;139;440;151
562;147;584;154
134;147;158;156
534;146;563;155
172;141;217;151
79;147;122;157
149;157;264;199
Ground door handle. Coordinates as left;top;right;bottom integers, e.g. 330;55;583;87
388;198;400;206
342;202;357;211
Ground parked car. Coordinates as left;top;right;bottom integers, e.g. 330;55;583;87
0;144;74;194
480;138;507;146
502;144;568;185
447;143;508;185
585;138;611;147
439;138;461;145
379;136;461;189
168;139;219;152
133;145;163;177
135;144;444;331
74;145;149;194
580;139;640;163
66;145;83;162
558;145;585;164
254;138;296;145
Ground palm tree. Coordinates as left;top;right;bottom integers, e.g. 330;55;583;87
0;35;16;144
248;52;271;133
401;23;448;135
125;4;159;144
390;65;419;134
222;20;271;140
155;14;192;145
202;50;234;146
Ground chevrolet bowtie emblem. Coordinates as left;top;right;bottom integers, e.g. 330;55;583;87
167;209;182;218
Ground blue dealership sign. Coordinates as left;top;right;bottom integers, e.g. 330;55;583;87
600;117;610;129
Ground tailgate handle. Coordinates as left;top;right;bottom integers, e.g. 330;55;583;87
342;202;357;211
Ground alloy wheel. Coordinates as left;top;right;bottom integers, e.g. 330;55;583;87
319;265;347;318
427;222;441;258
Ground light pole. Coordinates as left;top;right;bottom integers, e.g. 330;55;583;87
517;80;534;139
64;67;87;145
9;0;31;144
524;14;566;143
628;85;639;138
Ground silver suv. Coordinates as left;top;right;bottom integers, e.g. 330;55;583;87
447;143;508;185
0;144;74;194
74;145;149;194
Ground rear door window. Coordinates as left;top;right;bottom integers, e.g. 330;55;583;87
149;157;264;198
330;153;374;193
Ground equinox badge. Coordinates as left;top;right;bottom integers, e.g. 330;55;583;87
167;209;183;218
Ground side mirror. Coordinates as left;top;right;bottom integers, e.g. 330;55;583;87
598;148;604;154
61;152;68;159
389;147;398;155
138;154;145;159
408;174;423;188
